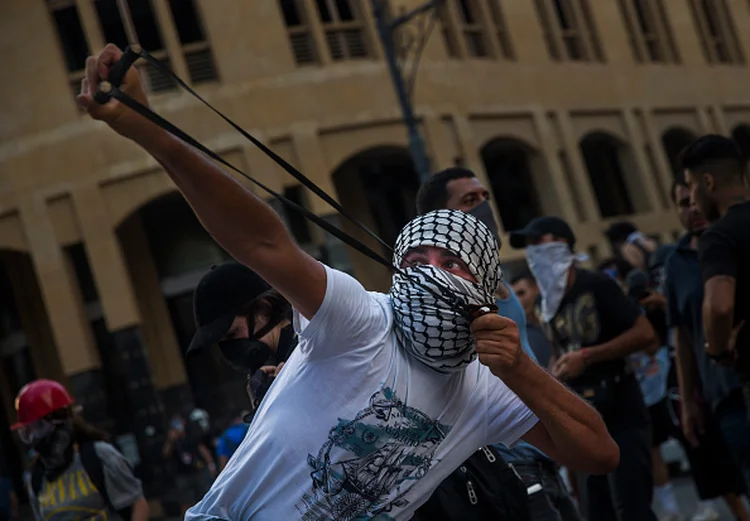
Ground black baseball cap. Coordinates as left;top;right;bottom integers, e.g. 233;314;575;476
509;216;576;249
186;262;271;355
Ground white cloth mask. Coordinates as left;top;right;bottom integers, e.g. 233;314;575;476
525;242;576;323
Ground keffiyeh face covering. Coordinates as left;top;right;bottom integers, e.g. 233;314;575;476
390;210;502;373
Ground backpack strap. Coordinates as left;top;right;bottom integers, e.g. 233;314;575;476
80;442;133;521
30;462;44;497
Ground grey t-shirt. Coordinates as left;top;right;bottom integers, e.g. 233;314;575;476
29;442;142;521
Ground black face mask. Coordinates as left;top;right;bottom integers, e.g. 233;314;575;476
241;325;298;423
36;420;75;479
218;324;298;374
219;338;273;374
467;200;501;248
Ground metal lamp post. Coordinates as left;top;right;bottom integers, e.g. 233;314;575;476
371;0;443;183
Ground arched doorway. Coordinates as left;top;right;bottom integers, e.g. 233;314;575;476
117;192;246;424
732;124;750;161
332;147;419;290
480;138;543;231
579;132;639;218
661;127;697;179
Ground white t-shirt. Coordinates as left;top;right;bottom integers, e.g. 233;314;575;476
186;266;538;521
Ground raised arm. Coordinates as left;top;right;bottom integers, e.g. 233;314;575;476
78;45;325;319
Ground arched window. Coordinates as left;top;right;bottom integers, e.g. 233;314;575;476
480;138;542;230
580;132;636;217
661;127;697;179
332;147;419;249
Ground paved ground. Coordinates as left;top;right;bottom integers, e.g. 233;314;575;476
658;475;738;520
15;473;743;521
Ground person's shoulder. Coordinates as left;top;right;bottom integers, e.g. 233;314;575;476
713;202;750;231
574;268;610;286
91;440;123;461
700;219;737;249
322;265;389;308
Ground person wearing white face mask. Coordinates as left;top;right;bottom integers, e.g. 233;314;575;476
510;216;660;521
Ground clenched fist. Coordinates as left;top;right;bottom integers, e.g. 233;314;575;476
472;313;524;378
77;44;153;140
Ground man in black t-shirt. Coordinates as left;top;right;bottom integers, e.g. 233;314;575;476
681;135;750;410
511;216;659;521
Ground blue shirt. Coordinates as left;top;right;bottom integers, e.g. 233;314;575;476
216;423;250;460
493;285;551;463
631;347;671;407
665;233;743;411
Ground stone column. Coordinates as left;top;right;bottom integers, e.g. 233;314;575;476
623;109;666;211
554;110;601;222
18;196;108;427
71;185;169;492
531;107;579;224
118;213;192;415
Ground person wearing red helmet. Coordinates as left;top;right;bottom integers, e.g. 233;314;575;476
12;379;149;521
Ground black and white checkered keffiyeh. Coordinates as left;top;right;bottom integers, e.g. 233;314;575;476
390;210;502;373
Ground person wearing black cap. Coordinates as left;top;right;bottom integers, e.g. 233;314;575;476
187;262;298;416
510;217;659;521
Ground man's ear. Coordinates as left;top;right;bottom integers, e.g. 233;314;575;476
703;172;716;192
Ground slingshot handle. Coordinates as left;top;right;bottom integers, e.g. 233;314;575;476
94;44;142;105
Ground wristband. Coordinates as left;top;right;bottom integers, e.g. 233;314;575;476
580;348;590;367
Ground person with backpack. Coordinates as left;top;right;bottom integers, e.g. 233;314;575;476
216;410;250;471
11;379;148;521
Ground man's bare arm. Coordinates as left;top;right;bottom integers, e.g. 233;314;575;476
511;356;619;474
78;45;326;319
703;275;736;356
584;315;658;364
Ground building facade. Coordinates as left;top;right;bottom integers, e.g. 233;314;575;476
2;0;750;494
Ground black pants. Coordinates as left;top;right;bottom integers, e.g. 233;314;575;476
584;426;657;521
649;396;745;499
511;461;582;521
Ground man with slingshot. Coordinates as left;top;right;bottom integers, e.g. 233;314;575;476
78;44;617;521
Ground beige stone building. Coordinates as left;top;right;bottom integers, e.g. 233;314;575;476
2;0;750;492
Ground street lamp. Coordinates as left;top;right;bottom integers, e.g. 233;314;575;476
371;0;444;183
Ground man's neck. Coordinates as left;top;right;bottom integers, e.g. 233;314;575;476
717;187;749;218
689;233;700;250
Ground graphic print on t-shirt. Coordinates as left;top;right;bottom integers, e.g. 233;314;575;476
547;292;601;354
296;386;452;520
37;469;105;521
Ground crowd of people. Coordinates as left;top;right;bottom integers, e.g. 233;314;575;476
5;43;750;521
